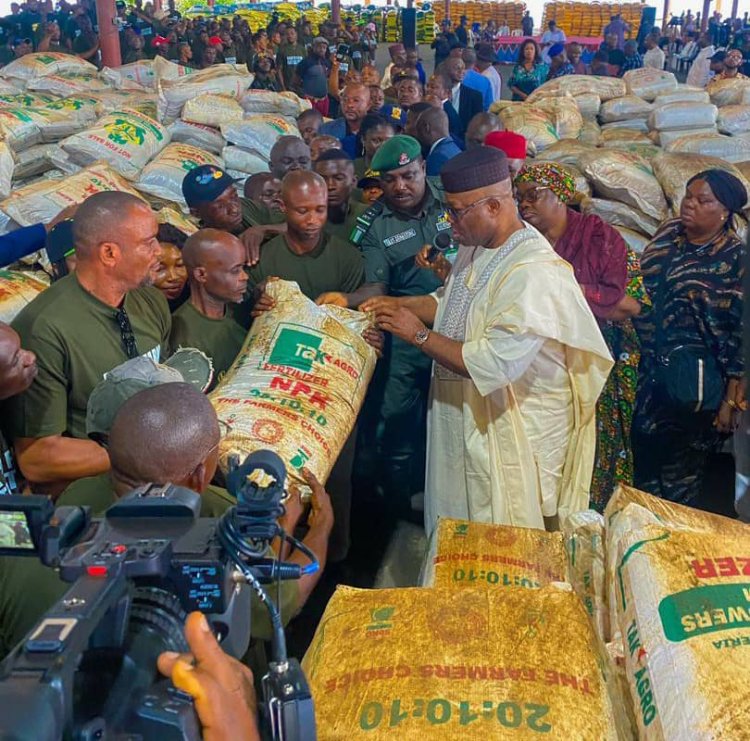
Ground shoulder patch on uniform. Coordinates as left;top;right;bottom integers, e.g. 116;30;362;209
349;200;384;247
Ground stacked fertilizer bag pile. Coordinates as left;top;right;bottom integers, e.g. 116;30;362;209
490;67;750;255
0;54;311;321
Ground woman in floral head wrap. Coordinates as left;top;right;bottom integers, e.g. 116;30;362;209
515;162;645;510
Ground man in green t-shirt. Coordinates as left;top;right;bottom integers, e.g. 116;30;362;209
313;148;367;245
275;25;307;92
169;230;248;389
0;382;334;662
2;192;170;493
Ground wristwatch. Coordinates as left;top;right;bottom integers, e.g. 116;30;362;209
414;327;430;346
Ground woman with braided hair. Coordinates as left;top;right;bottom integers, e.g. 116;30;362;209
515;163;643;510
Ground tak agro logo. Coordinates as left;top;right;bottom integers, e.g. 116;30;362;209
367;606;396;636
269;328;325;373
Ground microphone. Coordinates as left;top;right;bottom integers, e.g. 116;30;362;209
427;231;452;263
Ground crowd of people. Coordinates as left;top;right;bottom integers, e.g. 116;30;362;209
0;3;747;735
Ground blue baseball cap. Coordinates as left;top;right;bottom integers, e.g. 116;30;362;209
182;164;236;207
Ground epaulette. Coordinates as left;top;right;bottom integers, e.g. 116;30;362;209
349;199;384;247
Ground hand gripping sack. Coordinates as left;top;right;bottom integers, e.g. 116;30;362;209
0;52;96;83
615;524;750;740
135;143;224;208
209;280;376;486
578;150;668;222
0;162;146;229
59;107;170;179
303;585;627;740
0;269;48;323
181;93;244;127
220;115;298;160
623;68;677;101
421;517;567;590
652;151;750;214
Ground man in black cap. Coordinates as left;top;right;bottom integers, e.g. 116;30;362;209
182;164;286;262
473;43;503;102
363;146;612;536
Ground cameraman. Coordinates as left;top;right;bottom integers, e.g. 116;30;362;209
0;381;334;659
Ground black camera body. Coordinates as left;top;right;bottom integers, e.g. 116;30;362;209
0;451;317;741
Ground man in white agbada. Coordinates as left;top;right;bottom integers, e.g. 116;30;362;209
363;147;612;536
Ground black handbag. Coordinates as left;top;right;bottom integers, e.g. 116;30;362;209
652;250;725;414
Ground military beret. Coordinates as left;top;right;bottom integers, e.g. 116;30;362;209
370;135;422;173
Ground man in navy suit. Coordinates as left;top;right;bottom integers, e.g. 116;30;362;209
414;107;462;177
426;72;466;147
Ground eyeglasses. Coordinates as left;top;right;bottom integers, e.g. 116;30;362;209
446;196;496;222
515;185;550;205
115;307;139;360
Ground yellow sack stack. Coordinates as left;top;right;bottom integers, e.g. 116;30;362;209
422;517;567;590
304;584;626;740
615;525;750;739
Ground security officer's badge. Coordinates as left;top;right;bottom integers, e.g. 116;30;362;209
398;150;410;166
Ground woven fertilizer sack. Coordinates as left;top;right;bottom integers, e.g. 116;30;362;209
100;61;155;90
599;96;653;123
614;226;650;254
0;107;81;151
182;93;244;127
655;126;717;148
210;280;376;485
220;115;298;160
421;517;567;589
623;68;677;102
615;525;750;740
0;142;12;199
498;105;559;152
168;119;225;154
0;162;144;230
0;52;96;84
43;95;100;123
580;197;660;237
0;79;19;95
579;120;602;146
665;132;750;163
136;143;223;208
27;72;111;97
0;269;47;323
157;65;252;121
88;90;155;116
652;151;750;214
716;105;750;135
13;143;58;180
0;92;58;109
59;108;170;179
152;55;195;82
600;128;652;145
563;511;607;642
707;77;750;107
222;145;268;174
239;89;310;117
653;88;710;107
648;102;718;132
528;74;626;102
578;150;667;222
303;584;626;741
156;206;198;235
603;485;749;647
535;139;591;167
532;96;583;139
573;93;600;121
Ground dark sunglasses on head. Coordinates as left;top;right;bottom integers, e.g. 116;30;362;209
115;307;139;360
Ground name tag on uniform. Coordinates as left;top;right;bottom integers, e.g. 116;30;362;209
383;228;416;247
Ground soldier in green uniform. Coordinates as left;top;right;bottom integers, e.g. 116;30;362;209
313;149;367;244
319;135;455;515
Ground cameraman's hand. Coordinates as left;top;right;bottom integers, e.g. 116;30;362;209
158;612;260;741
302;467;333;536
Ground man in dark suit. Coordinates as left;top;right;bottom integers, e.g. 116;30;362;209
414;106;462;177
439;57;484;141
425;72;464;146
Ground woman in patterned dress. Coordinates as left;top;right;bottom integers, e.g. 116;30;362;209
514;163;642;510
631;170;746;505
509;39;549;101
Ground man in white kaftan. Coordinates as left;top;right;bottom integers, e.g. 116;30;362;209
363;145;612;536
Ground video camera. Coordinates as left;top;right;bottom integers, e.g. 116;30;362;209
0;450;317;741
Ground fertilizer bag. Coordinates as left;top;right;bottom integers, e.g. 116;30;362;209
303;584;625;740
209;280;376;485
0;269;47;323
220;115;298;160
421;517;566;589
615;524;750;740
